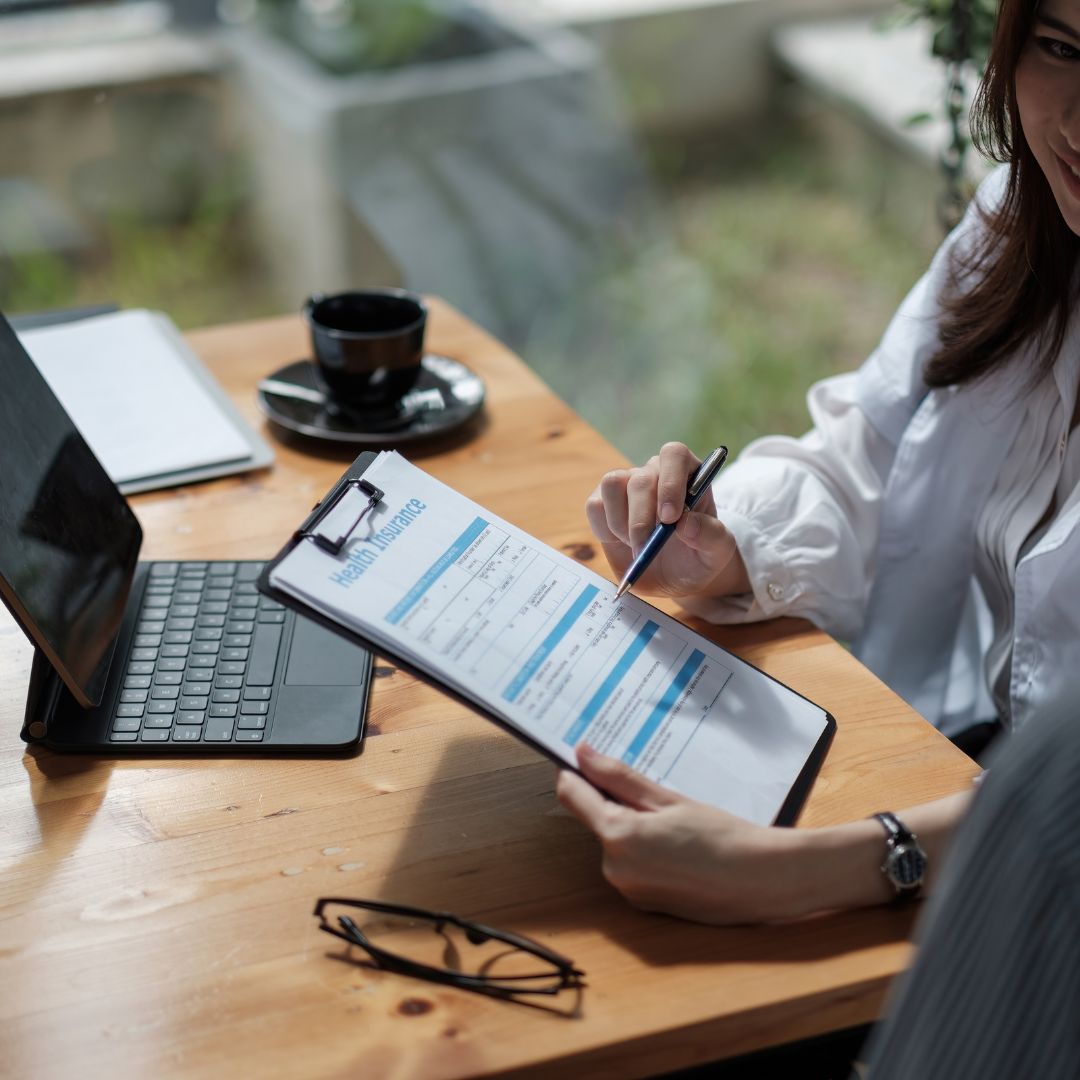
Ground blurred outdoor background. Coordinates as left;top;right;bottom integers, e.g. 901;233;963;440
0;0;991;462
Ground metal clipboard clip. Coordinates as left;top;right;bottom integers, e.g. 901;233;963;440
297;478;384;556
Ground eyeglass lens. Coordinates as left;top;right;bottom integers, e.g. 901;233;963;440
320;902;569;992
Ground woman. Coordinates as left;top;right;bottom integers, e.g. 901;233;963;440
558;0;1080;923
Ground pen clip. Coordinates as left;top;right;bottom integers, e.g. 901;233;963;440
687;446;728;501
298;478;384;556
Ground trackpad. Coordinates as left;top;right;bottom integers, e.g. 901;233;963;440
285;617;369;686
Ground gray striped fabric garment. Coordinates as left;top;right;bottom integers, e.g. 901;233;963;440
863;708;1080;1078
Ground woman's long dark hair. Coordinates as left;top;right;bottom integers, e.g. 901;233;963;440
924;0;1080;388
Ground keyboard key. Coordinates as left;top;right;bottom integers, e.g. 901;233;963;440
248;623;282;686
183;561;209;571
120;557;285;751
203;718;235;741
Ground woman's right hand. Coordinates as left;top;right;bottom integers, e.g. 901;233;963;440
585;442;750;600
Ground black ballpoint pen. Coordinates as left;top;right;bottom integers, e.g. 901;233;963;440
613;446;729;600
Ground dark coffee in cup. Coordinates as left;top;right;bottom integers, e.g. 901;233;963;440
304;289;427;411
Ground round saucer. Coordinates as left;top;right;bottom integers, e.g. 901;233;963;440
257;355;485;446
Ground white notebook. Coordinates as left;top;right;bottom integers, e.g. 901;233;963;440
18;309;274;493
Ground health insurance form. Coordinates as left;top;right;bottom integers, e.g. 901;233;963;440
268;452;831;825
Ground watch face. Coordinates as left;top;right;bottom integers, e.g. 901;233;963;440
887;843;927;889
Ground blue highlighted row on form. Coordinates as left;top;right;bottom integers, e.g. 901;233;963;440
502;585;600;703
622;649;705;765
564;620;659;746
385;516;488;625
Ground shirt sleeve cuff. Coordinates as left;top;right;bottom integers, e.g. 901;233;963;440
676;505;803;624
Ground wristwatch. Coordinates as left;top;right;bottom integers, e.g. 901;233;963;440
874;812;928;902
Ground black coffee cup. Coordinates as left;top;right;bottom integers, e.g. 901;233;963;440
304;289;427;411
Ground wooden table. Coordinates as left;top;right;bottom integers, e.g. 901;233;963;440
0;302;979;1079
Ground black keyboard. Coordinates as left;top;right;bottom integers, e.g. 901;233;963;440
110;561;285;745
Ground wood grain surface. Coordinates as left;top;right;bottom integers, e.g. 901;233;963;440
0;302;980;1080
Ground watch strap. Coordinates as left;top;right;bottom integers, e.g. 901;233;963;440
875;810;912;844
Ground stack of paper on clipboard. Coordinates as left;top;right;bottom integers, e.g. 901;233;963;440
18;309;273;494
262;451;834;825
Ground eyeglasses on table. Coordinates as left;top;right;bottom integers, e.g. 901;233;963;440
313;897;585;1001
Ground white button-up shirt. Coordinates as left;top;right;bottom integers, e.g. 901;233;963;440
681;167;1080;737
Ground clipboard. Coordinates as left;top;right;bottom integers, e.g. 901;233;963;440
258;452;835;826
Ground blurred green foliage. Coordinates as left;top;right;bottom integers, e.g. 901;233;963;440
255;0;515;75
0;182;276;330
895;0;998;70
523;126;935;462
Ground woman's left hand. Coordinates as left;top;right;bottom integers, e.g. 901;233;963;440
556;742;811;925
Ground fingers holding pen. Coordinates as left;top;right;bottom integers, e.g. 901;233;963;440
657;442;703;523
625;459;663;551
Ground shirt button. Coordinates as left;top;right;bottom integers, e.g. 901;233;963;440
767;582;784;601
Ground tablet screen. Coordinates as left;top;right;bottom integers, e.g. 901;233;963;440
0;312;141;707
